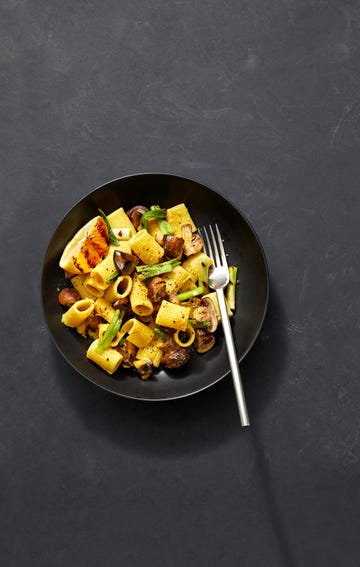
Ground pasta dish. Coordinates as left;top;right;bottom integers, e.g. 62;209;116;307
58;203;237;380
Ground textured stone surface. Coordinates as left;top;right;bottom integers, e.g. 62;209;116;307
1;1;360;566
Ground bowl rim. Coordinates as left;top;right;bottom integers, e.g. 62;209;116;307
41;171;270;401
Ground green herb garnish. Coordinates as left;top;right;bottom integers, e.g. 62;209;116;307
136;258;180;279
96;310;124;353
176;286;204;302
98;208;119;245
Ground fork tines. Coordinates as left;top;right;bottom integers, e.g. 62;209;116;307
200;224;228;268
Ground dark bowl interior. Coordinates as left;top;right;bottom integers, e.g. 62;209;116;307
41;173;269;400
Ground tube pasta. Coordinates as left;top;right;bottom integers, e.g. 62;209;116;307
61;298;95;328
111;227;132;240
94;297;116;322
129;273;153;316
83;275;105;298
115;241;132;255
155;300;190;331
129;229;164;265
71;274;99;300
181;252;213;287
86;339;123;375
163;265;192;293
166;203;196;237
147;218;163;243
118;318;154;348
106;207;137;236
103;275;132;304
76;321;88;337
136;342;163;367
174;325;195;347
90;245;120;290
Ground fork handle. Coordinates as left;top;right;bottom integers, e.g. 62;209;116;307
216;288;250;427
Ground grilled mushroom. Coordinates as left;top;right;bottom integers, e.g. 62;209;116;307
161;345;190;369
147;276;167;303
116;340;137;368
134;359;153;380
113;250;139;275
126;205;148;230
58;288;81;307
112;296;130;310
192;297;218;332
163;234;184;259
193;329;215;353
181;224;203;256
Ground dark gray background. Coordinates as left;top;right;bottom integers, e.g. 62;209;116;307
1;1;360;566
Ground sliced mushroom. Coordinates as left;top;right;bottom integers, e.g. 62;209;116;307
192;297;218;332
86;314;104;332
134;359;153;380
181;224;203;256
161;345;190;369
163;234;184;259
113;250;139;275
126;205;149;230
194;329;215;353
147;276;167;303
112;296;130;310
167;291;180;305
116;340;137;368
58;287;81;307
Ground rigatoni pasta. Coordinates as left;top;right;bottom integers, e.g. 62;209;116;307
61;298;95;328
87;339;123;374
57;201;237;380
129;230;164;265
155;300;190;331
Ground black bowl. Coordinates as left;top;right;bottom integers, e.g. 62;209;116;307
41;173;269;401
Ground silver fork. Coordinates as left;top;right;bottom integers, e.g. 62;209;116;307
201;224;250;427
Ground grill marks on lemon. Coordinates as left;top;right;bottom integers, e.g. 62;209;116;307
59;216;109;275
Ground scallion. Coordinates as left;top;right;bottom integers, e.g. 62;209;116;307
188;319;211;329
136;258;180;279
98;208;119;245
225;265;238;311
176;286;204;302
95;310;124;353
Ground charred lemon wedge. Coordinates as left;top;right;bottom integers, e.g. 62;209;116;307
59;216;109;275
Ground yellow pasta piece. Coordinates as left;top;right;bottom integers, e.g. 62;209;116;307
71;274;99;300
112;227;132;240
82;275;105;298
106;207;136;236
181;252;213;286
98;323;123;347
86;340;123;375
136;341;163;367
174;325;195;347
147;219;163;243
163;265;192;294
76;321;88;337
202;292;233;319
115;241;132;255
61;298;95;328
155;300;190;331
129;273;154;316
166;203;196;237
129;230;164;265
103;275;132;304
117;318;154;348
94;297;116;322
90;245;120;290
